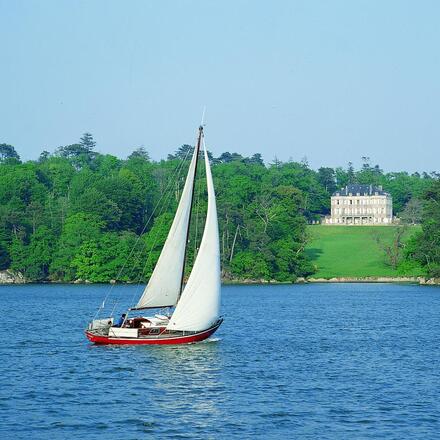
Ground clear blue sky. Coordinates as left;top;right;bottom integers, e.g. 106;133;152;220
1;0;439;172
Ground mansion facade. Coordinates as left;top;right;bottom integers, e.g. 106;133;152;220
324;184;393;225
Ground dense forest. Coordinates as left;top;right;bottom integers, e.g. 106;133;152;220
0;135;439;283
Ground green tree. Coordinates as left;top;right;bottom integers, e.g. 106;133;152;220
70;187;122;229
50;213;104;281
231;251;270;280
96;170;146;231
0;144;21;163
80;132;96;151
38;150;51;162
141;213;173;279
72;231;146;282
168;144;194;160
407;179;440;277
244;153;264;166
128;147;150;161
372;226;407;270
318;167;336;193
216;152;244;164
56;133;97;169
10;226;56;281
0;243;10;270
347;162;355;184
400;198;423;225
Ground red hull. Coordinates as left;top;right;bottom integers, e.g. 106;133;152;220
85;320;222;345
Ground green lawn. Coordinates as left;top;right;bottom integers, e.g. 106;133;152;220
305;225;425;278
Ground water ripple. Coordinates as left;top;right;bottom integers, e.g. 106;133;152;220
1;283;440;439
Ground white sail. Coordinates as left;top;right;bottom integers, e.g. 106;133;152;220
135;145;199;309
167;139;221;331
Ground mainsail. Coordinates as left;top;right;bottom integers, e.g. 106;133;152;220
167;138;221;331
135;141;199;309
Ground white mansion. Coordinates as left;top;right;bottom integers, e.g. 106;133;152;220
324;184;393;225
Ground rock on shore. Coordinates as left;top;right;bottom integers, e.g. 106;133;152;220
0;270;26;284
419;277;440;285
1;271;439;285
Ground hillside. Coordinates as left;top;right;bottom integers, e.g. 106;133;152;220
0;136;437;283
305;225;425;279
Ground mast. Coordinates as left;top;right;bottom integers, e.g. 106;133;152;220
178;125;203;297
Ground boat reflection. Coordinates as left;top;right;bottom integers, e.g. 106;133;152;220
133;339;225;422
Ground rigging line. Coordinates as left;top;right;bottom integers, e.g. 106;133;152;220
128;169;187;309
96;181;182;321
92;147;193;320
110;299;118;317
132;142;202;297
124;176;180;287
126;150;197;288
127;144;199;308
178;126;203;298
126;153;196;309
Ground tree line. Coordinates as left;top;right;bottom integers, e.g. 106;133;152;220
0;136;438;282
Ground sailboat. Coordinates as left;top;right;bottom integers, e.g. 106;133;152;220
85;125;223;345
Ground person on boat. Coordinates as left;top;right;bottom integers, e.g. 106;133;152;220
114;313;126;327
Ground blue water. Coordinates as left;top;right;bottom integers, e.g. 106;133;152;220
1;283;440;439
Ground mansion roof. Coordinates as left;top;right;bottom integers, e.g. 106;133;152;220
333;184;389;197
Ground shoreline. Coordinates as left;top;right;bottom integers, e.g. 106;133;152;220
227;276;440;285
1;270;439;286
306;276;439;285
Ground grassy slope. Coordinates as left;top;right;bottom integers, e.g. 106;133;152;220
305;225;425;278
